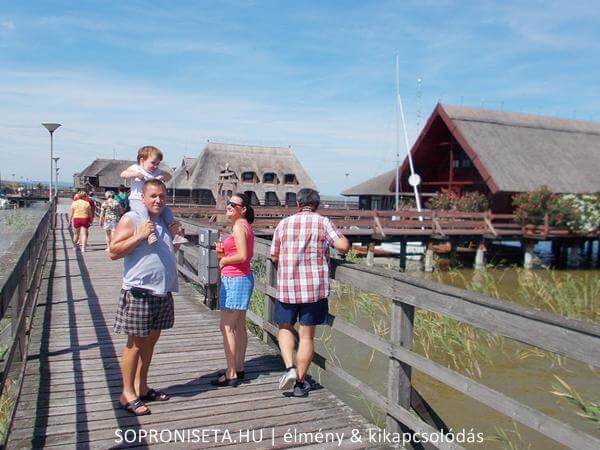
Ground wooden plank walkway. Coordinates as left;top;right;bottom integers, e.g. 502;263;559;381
7;209;375;449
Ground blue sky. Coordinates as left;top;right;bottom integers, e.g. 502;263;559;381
1;0;599;194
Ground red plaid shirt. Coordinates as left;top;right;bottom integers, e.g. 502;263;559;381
270;210;344;304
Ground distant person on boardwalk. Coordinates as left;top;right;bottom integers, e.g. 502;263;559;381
120;146;187;245
270;188;350;397
213;193;255;387
115;184;130;217
109;179;183;415
69;191;93;252
99;191;122;251
72;190;96;222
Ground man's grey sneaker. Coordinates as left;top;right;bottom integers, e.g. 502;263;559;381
278;367;297;390
293;380;311;397
172;235;189;245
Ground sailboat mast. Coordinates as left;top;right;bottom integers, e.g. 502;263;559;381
395;55;423;212
395;56;400;211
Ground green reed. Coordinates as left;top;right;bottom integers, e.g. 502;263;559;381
2;211;29;231
551;375;600;427
487;422;531;450
0;380;15;441
516;269;599;322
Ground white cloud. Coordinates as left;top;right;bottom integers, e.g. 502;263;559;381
0;20;14;30
0;68;405;194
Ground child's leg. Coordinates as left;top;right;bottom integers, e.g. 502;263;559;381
161;206;187;243
161;206;174;225
129;199;150;221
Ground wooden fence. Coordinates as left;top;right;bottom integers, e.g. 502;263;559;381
176;219;600;450
173;208;598;240
0;200;54;444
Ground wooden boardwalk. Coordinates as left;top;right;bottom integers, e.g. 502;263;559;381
7;210;374;449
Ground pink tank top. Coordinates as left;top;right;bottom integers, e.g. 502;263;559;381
221;220;254;277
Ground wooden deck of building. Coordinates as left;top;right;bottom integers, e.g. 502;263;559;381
7;210;375;449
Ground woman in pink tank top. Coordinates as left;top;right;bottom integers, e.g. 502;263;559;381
213;193;255;387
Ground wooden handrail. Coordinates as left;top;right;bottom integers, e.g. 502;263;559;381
0;200;54;446
175;226;600;449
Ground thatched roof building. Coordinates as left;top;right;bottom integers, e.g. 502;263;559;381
343;104;600;211
74;158;173;192
168;143;317;206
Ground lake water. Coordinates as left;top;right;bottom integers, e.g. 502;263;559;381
307;264;599;449
0;204;47;257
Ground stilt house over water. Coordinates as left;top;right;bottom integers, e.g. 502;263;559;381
343;104;600;212
167;142;317;206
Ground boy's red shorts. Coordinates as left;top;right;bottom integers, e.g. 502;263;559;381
73;218;91;229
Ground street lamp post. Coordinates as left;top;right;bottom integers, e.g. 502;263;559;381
42;123;61;201
344;172;349;209
52;157;60;198
55;168;60;196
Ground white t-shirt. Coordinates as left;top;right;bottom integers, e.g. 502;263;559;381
127;164;164;200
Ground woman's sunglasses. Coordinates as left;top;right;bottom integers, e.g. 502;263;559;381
226;201;243;208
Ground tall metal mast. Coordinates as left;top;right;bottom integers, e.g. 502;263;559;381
395;55;422;212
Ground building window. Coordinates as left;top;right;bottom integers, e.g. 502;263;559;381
241;171;258;183
285;192;297;206
244;191;260;206
196;189;216;205
263;172;279;184
265;191;279;206
284;173;298;185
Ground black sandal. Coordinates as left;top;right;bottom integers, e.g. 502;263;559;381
120;398;150;416
211;374;239;387
140;388;170;402
217;370;245;380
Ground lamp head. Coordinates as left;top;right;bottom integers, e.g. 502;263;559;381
42;123;61;133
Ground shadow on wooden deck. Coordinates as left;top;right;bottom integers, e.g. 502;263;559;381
8;214;375;449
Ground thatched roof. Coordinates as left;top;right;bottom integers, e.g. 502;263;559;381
75;158;173;189
167;157;197;189
171;143;317;197
341;169;397;196
398;104;600;194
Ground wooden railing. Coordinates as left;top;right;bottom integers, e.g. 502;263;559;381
175;208;600;240
175;219;600;450
0;200;54;444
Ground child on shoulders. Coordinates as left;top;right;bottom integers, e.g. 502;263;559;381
120;145;187;245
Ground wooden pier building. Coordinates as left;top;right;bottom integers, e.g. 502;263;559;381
343;104;600;212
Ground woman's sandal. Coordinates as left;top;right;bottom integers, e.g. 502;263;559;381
140;388;170;402
211;374;239;387
217;370;245;380
120;398;150;416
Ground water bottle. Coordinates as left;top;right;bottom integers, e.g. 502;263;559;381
216;229;224;258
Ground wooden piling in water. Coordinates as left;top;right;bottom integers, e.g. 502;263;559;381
398;237;407;272
366;242;375;267
522;240;536;269
474;241;486;270
424;242;434;272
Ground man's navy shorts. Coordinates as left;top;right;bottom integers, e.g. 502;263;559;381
273;299;329;326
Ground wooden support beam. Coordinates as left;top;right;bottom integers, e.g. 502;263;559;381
399;238;407;272
424;242;434;273
474;241;486;270
387;299;415;436
366;242;375;267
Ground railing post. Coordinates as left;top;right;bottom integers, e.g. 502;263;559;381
263;257;277;344
13;264;27;363
387;298;414;434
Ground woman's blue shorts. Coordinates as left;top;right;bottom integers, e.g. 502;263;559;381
220;274;254;310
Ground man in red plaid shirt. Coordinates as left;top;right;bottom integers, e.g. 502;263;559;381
270;188;349;397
